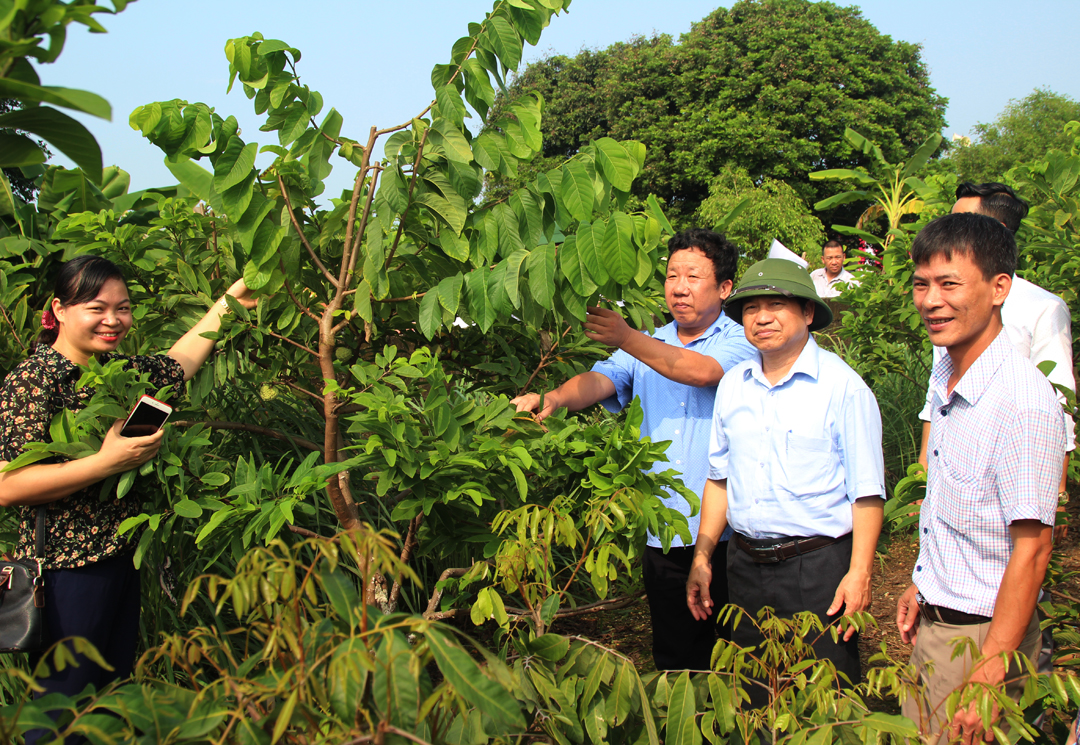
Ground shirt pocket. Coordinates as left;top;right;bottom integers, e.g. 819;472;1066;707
934;455;993;532
780;432;836;497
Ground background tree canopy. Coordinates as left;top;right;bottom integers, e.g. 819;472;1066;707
942;88;1080;186
486;0;947;226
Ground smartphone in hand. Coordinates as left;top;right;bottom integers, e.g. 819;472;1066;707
120;395;173;437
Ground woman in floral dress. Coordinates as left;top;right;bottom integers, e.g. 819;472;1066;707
0;255;255;739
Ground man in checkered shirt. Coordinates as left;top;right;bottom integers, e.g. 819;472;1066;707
896;212;1068;743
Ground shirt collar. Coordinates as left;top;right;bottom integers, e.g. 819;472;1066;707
930;329;1011;407
744;334;820;387
658;310;731;347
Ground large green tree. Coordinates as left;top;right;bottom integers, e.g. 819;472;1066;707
486;0;947;224
944;88;1080;186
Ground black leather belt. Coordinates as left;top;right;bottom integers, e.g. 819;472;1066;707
917;598;991;626
734;532;848;564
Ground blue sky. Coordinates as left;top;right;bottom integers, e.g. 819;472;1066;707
42;0;1080;199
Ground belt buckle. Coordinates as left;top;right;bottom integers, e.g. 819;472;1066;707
760;544;783;563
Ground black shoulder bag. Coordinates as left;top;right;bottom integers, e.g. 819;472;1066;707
0;506;46;652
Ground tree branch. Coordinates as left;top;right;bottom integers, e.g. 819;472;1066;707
373;292;427;304
172;420;321;452
282;272;321;322
1;304;28;353
288;524;323;539
277;173;340;288
384;127;430;271
388;514;423;612
423;566;470;619
342;127;380;287
517;324;574;397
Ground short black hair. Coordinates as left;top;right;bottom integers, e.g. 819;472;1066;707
954;182;1029;234
667;228;739;285
33;254;127;352
822;240;844;255
911;212;1016;280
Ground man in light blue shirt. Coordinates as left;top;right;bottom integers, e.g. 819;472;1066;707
687;258;885;700
512;228;756;671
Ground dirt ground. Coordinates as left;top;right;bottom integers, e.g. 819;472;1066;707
557;492;1080;708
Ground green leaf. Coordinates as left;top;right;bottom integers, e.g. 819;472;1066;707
526;243;556;310
418;290;443;339
602;212;637;284
271;689;298;744
0;172;16;216
213;138;258;193
809;168;878;186
561;159;595;221
812;190;872;211
429;120;473;163
426;628;525;728
0;133;46;168
0;79;111;120
646;194;675;235
174;499;203;518
483;15;523;71
576;221;608;285
665;671;699;745
526;634;569;661
435;84;467;126
165;157;213;201
557;235;597;296
437;273;463;316
594;138;634;191
466;268;497;332
0;107;103;183
503;247;528;307
116;469;137;499
901;132;944;180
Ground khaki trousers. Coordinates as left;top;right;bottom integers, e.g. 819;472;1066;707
901;611;1040;744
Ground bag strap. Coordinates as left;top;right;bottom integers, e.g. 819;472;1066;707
34;506;45;561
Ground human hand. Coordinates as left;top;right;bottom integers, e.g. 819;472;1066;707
510;391;560;421
223;278;258;310
949;659;1005;744
827;568;871;641
98;419;165;476
583;306;632;348
686;559;714;622
896;583;921;645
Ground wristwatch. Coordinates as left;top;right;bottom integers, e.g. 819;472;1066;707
219;296;231;312
1060;490;1070;506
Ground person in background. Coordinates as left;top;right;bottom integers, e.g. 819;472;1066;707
810;240;860;298
512;228;756;671
0;255;256;744
687;258;884;705
896;213;1067;743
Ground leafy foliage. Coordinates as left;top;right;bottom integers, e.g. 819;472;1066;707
485;0;947;224
694;165;825;266
946;89;1080;188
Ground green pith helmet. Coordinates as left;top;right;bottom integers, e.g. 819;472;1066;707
723;258;833;332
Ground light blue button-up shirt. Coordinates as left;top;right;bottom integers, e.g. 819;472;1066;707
592;312;756;548
708;335;885;540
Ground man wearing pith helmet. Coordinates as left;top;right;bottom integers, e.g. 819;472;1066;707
686;258;885;703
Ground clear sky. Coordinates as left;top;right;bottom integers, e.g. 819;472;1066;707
41;0;1080;199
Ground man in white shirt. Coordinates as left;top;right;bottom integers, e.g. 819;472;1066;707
918;183;1074;506
810;241;859;298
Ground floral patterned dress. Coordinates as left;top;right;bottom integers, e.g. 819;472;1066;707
0;345;184;569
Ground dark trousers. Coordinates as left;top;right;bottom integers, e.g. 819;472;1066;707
643;543;729;671
25;552;141;745
727;535;860;707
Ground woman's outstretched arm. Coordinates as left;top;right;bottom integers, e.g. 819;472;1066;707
168;278;258;381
